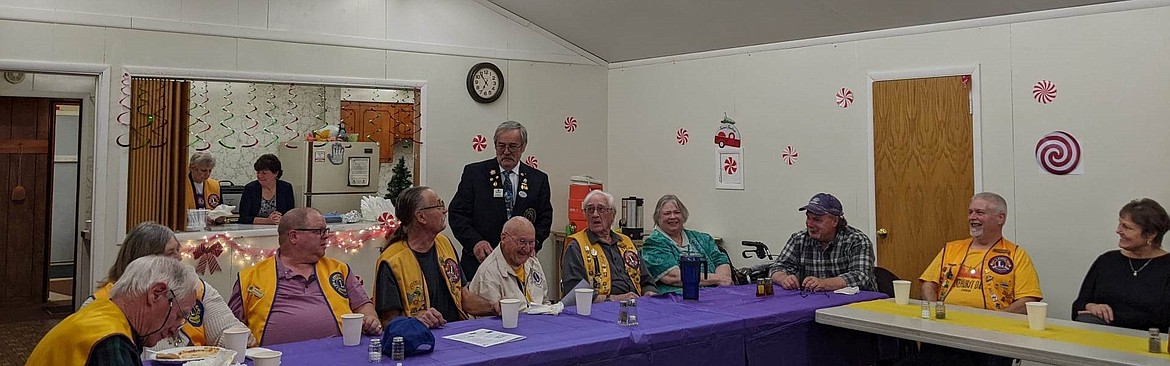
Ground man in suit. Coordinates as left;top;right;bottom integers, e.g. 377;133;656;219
450;121;554;281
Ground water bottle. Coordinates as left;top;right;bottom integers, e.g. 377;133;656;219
368;338;383;363
392;336;405;361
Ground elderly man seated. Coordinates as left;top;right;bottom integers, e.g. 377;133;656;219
376;186;498;329
561;190;658;302
468;217;548;307
230;207;381;345
28;256;200;365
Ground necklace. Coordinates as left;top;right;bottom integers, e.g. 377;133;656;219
1129;257;1154;277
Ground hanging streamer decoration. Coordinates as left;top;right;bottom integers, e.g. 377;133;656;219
239;84;260;148
115;71;133;148
189;81;213;151
284;84;301;148
261;85;280;147
146;82;170;149
217;82;238;149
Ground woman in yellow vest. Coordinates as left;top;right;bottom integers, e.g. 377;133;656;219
185;151;223;211
375;186;499;329
83;221;253;351
560;190;659;302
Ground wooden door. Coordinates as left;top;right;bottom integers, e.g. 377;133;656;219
0;97;55;308
873;76;974;299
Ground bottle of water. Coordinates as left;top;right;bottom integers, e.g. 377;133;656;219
368;338;382;363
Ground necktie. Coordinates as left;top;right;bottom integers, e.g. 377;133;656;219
502;170;514;218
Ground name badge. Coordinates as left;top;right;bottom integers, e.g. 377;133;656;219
247;284;264;299
493;188;504;198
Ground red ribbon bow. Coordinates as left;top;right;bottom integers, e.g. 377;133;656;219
193;241;224;275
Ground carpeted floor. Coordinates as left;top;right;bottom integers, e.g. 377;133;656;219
0;316;63;365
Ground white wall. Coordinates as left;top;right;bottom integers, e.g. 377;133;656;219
0;0;607;298
608;6;1170;320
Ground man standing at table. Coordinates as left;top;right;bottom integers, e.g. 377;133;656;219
449;121;553;281
915;192;1042;366
561;190;658;302
769;193;877;292
468;216;549;307
230;207;382;345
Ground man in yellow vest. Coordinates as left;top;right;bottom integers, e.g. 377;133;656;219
28;256;199;366
916;192;1042;366
230;207;382;345
561;190;658;302
376;186;498;329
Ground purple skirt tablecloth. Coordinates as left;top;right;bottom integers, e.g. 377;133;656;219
164;285;884;366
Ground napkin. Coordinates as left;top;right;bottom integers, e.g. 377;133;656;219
524;302;563;315
180;349;235;366
207;205;236;220
832;286;860;295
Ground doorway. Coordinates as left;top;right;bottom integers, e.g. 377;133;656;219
870;72;979;299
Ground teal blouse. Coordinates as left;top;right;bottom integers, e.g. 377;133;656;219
641;228;731;294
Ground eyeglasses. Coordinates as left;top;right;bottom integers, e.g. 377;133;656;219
513;238;538;247
584;206;612;214
495;143;524;152
798;285;830;299
421;199;446;211
292;228;330;236
167;290;191;326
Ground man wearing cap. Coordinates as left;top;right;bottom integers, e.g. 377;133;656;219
769;193;877;292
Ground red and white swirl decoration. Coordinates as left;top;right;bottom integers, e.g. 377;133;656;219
723;156;738;175
525;155;539;168
564;116;578;133
676;128;689;145
471;134;487;152
835;87;854;108
1033;80;1057;104
781;145;798;166
1035;131;1080;175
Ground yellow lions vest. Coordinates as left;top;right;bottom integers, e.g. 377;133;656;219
26;298;134;366
568;230;642;296
936;238;1021;310
186;177;222;209
238;256;353;344
376;233;467;319
93;281;210;345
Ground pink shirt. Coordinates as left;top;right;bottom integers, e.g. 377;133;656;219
230;256;371;345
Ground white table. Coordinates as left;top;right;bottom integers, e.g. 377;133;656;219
815;299;1169;366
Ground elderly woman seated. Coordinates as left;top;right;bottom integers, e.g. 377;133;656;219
1073;198;1170;331
641;194;733;294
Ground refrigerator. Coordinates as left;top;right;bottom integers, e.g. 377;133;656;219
278;141;381;215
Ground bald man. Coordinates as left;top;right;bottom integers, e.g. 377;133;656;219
468;217;549;308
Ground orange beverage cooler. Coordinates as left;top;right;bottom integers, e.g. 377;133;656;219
567;176;603;231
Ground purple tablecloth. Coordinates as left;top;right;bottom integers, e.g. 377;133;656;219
159;285;885;366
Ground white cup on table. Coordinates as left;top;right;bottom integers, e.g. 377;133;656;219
1026;301;1048;330
252;350;282;366
223;326;249;364
500;298;523;328
575;288;595;316
892;280;911;305
341;313;365;346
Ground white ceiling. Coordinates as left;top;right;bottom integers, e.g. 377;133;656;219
487;0;1124;63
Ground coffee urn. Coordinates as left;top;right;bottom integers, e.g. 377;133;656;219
620;196;645;239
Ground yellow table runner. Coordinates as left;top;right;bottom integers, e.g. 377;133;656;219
847;300;1170;359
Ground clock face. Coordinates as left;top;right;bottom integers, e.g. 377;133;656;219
467;62;504;103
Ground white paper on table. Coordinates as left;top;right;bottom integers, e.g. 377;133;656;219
443;329;526;347
833;286;860;295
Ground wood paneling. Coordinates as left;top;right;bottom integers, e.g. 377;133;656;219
341;101;419;164
126;79;190;231
0;97;55;307
873;76;974;299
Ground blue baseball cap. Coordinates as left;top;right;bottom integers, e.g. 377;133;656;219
799;193;844;216
382;317;435;357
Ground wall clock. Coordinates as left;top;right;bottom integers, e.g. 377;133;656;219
466;62;503;103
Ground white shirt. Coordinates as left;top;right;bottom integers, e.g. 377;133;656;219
468;247;548;309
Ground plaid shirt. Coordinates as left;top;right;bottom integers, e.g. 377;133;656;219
768;225;877;291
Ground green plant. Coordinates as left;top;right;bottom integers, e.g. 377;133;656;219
385;157;413;203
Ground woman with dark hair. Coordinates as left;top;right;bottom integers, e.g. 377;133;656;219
1073;198;1170;331
83;222;253;350
238;153;295;224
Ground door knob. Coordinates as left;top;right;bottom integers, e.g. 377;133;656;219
877;228;888;238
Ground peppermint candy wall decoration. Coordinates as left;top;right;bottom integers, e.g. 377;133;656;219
525;155;539;168
835;87;854;108
781;145;798;166
676;128;689;145
1033;80;1057;104
1035;131;1082;175
564;116;578;132
471;134;487;152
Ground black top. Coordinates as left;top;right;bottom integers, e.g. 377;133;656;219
560;230;658;296
1072;250;1170;332
87;330;143;366
376;245;464;323
448;158;553;280
237;180;295;224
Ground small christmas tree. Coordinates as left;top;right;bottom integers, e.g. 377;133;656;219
385;157;413;203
